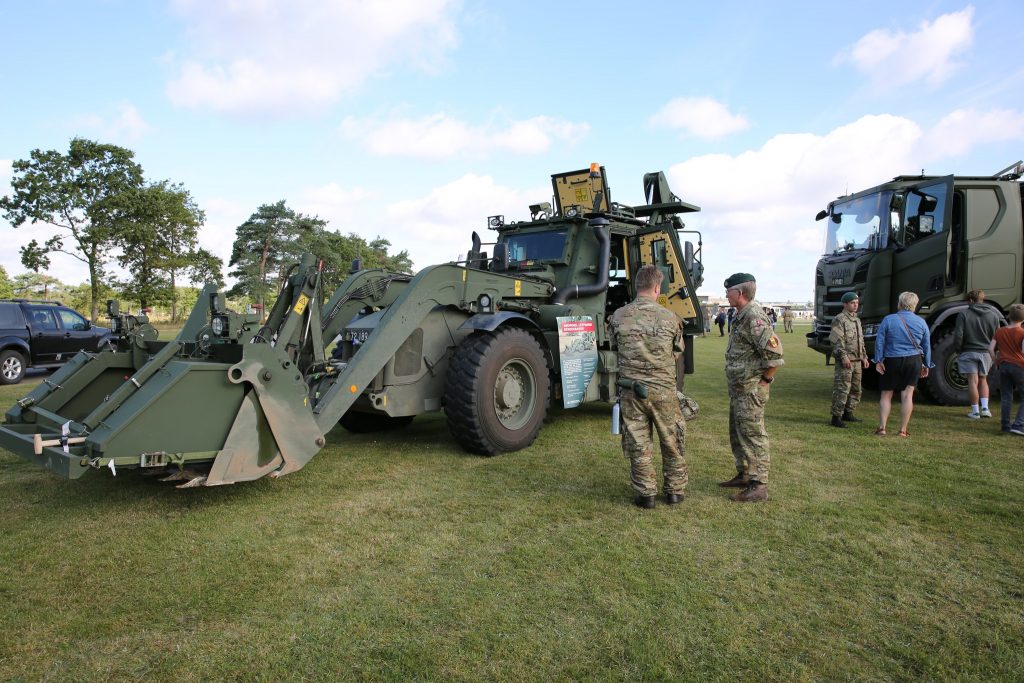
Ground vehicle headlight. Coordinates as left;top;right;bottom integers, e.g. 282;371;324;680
211;315;227;337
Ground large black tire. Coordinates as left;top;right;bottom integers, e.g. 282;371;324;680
445;328;550;455
920;330;968;405
339;411;414;433
0;349;26;385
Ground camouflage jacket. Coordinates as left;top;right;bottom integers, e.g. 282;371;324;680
611;294;684;392
829;310;866;362
725;301;784;386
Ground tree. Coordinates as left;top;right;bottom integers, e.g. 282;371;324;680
110;180;208;319
188;248;225;289
0;138;145;319
0;266;12;299
227;201;325;307
12;272;65;300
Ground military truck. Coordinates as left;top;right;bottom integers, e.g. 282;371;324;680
806;161;1023;404
0;165;705;486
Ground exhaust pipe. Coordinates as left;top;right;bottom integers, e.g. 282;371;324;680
553;217;610;304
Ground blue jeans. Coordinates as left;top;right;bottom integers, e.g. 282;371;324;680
998;363;1024;431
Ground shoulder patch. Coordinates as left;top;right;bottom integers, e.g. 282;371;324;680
768;335;780;349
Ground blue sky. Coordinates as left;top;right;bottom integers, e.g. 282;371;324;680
2;0;1022;302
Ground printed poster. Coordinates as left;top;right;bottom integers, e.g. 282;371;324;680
556;315;598;409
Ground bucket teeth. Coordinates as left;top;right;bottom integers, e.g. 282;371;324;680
175;475;209;489
159;469;207;486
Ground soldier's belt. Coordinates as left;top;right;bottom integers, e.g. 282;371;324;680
616;378;649;399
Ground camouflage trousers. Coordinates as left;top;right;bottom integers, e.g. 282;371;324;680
728;380;771;483
620;388;688;497
831;361;863;417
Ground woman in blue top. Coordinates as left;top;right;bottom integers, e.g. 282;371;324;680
873;291;934;436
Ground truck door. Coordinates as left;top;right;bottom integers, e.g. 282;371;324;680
891;176;953;309
627;224;701;379
628;225;700;321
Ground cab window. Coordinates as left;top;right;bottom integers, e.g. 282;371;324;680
900;180;948;245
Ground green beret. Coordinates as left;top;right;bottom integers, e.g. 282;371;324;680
841;292;859;303
724;273;755;288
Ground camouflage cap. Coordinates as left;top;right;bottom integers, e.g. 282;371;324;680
724;273;755;288
841;292;859;303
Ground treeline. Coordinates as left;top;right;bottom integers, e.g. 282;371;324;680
1;138;411;322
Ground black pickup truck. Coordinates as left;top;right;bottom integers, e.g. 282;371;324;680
0;299;115;385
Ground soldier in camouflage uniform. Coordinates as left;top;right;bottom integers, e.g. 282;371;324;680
829;291;868;427
720;273;784;503
610;265;688;509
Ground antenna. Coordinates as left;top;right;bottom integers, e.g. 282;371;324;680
993;160;1023;180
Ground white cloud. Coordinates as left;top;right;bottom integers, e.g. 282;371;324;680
649;97;750;139
834;6;974;89
378;174;548;269
667;107;1024;301
166;0;461;115
339;113;590;160
920;108;1024;159
68;104;152;143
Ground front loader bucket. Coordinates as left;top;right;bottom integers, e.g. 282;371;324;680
1;342;325;485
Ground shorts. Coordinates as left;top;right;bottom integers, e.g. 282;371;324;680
879;355;923;392
957;351;992;376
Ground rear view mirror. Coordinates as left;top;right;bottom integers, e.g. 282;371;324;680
815;209;828;221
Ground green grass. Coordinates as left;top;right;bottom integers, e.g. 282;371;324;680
1;326;1022;681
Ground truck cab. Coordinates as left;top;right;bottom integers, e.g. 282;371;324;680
807;162;1024;404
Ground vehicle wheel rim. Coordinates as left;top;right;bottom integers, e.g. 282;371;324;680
945;354;967;391
493;357;536;430
2;357;21;380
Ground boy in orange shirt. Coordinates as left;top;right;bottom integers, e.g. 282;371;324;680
990;304;1024;434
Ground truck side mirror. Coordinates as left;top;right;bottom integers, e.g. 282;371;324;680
815;209;828;221
492;244;509;272
683;241;695;273
919;194;937;213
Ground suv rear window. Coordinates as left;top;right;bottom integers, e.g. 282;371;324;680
0;303;26;328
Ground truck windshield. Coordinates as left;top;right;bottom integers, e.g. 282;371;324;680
503;230;568;264
824;190;893;253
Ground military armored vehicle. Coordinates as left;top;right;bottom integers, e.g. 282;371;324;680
806;161;1023;404
0;165;706;485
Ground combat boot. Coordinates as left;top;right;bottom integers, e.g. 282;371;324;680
665;492;684;505
830;414;847;428
633;495;656;509
718;473;750;488
842;411;863;423
730;482;768;503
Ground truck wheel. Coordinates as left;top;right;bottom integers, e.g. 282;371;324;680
920;331;968;405
339;412;414;433
0;349;26;385
445;328;550;455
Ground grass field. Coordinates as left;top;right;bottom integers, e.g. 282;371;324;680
1;323;1022;681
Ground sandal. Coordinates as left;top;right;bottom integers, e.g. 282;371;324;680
874;428;887;436
897;430;909;438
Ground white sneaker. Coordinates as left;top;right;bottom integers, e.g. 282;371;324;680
980;408;992;418
967;410;981;419
1011;428;1024;436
